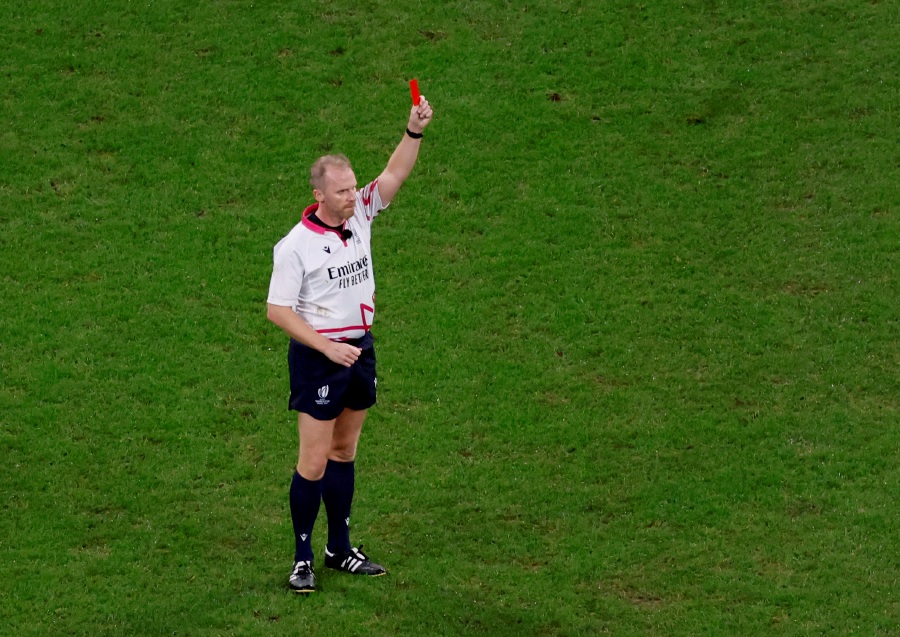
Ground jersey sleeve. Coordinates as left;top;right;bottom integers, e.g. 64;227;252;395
267;237;304;307
357;179;388;223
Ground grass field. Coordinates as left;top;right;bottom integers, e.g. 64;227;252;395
1;1;897;635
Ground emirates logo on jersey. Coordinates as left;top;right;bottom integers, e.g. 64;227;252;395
327;256;369;280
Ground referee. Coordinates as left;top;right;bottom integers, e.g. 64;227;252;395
266;96;433;593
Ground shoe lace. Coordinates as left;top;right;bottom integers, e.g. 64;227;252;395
351;545;369;561
293;561;312;576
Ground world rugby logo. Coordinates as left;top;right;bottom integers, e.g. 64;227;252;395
315;385;330;405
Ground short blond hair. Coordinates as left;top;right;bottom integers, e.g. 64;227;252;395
310;154;353;190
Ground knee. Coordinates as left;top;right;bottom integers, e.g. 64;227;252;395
328;444;357;463
297;462;326;481
297;453;329;481
328;430;359;462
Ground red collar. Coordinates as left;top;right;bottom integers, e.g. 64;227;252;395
301;203;348;241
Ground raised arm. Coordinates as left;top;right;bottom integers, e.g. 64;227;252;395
377;96;434;205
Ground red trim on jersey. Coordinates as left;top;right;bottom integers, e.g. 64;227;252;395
361;180;377;208
315;303;375;339
360;179;380;220
300;203;349;244
300;203;324;233
318;325;370;337
360;303;374;329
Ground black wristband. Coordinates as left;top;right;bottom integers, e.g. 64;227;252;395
405;128;424;139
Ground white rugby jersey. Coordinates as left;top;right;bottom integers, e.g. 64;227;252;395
267;180;387;341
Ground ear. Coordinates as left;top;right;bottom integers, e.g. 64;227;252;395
313;188;324;202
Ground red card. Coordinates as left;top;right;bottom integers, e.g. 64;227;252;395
409;78;420;106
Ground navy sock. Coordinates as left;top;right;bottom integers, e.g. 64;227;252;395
322;459;355;553
289;471;323;562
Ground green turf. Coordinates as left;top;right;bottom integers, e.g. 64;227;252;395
1;1;897;635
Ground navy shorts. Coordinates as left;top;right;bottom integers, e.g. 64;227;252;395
287;332;376;421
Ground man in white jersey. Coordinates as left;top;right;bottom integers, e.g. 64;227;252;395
267;96;433;593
